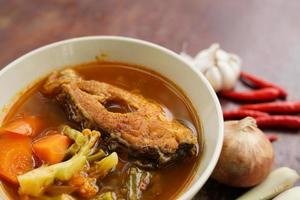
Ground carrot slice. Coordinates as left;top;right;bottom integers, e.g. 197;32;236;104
32;133;72;164
0;133;33;184
0;116;43;137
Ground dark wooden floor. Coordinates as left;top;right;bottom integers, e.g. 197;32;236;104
0;0;299;199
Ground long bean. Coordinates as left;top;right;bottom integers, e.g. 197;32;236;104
88;149;106;162
89;152;118;179
126;167;152;200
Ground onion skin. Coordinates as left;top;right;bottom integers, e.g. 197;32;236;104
212;117;274;187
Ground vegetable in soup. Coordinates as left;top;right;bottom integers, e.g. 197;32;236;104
0;61;202;200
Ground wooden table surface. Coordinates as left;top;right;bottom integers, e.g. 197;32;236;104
0;0;299;199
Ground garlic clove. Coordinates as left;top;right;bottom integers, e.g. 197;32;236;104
216;49;230;61
217;61;238;90
195;43;219;61
195;58;215;73
204;66;223;92
180;43;242;92
231;54;242;65
207;43;220;54
194;52;213;65
273;186;300;200
229;60;241;75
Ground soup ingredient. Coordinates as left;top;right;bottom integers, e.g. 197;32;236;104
256;115;300;129
43;69;81;94
0;116;42;137
62;126;106;162
60;194;76;200
1;62;199;200
89;152;118;179
18;153;86;196
43;69;198;168
18;127;101;196
236;167;299;200
68;172;98;198
32;133;72;164
0;181;13;200
220;88;280;102
72;129;101;156
92;192;116;200
0;133;33;184
273;186;300;200
45;185;77;196
240;71;287;99
181;43;241;92
240;101;300;114
18;127;120;198
63;127;116;198
87;149;106;162
212;117;274;187
266;134;278;142
223;109;269;120
61;125;87;156
39;194;76;200
126;167;152;200
68;153;118;198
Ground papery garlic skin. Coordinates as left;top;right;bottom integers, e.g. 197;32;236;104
180;43;241;92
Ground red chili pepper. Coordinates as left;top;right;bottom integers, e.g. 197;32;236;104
240;71;288;99
256;115;300;129
223;109;269;120
266;134;278;142
220;88;280;102
240;101;300;114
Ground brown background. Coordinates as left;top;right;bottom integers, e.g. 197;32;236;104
0;0;299;199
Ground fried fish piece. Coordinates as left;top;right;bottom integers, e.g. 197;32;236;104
43;69;198;168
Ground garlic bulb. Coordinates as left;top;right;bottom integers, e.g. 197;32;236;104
180;43;241;92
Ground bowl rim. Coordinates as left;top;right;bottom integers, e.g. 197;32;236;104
0;36;223;200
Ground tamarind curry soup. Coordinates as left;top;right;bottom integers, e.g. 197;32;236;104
0;61;202;200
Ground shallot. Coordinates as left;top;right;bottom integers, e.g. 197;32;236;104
212;117;274;187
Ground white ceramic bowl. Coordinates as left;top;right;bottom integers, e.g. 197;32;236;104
0;36;223;200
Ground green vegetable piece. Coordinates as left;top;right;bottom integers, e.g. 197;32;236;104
62;125;100;157
18;154;86;197
18;126;102;197
88;149;106;163
60;194;77;200
126;167;152;200
91;192;116;200
39;194;77;200
62;126;87;156
89;152;118;179
54;155;86;180
127;168;138;200
79;129;100;156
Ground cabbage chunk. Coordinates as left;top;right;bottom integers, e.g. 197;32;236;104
18;126;100;197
